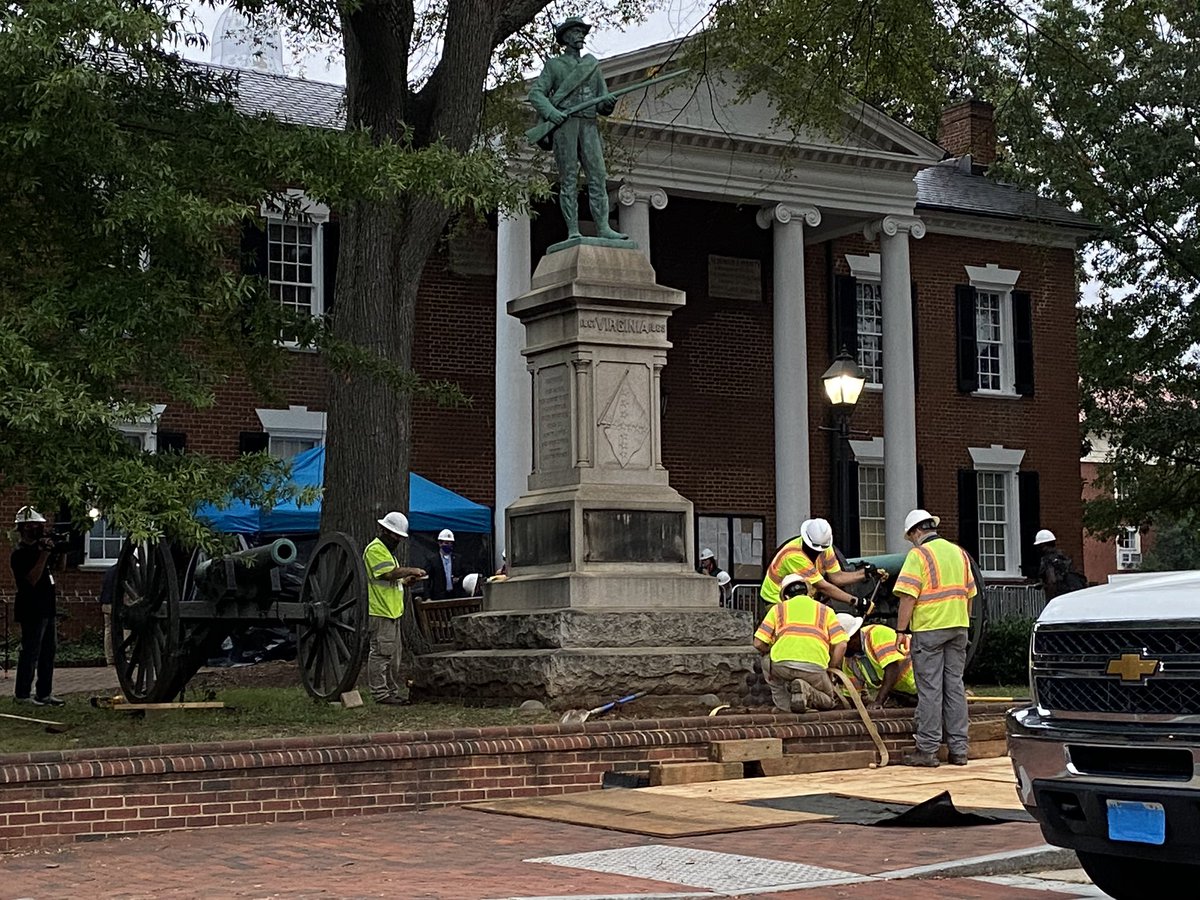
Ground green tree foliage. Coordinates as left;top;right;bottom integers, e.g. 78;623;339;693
1140;514;1200;572
0;0;525;549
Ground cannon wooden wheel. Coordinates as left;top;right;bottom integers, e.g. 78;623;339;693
298;532;368;701
112;538;182;703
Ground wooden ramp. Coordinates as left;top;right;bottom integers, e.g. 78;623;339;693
464;788;826;837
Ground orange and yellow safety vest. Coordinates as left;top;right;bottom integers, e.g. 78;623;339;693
856;624;917;695
760;541;841;604
893;536;976;631
754;595;847;666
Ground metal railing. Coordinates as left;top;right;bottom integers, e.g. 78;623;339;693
984;583;1047;621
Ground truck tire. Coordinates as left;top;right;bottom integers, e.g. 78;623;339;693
1077;851;1199;899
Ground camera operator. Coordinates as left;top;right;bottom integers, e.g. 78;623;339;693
11;506;65;707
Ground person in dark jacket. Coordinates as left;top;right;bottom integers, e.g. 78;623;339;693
427;529;467;600
1035;529;1086;599
10;507;64;706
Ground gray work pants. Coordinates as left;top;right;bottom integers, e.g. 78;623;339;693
911;627;970;756
367;615;408;702
764;658;841;712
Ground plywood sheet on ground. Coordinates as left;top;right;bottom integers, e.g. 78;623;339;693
464;788;830;837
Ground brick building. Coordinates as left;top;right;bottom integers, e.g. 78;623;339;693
1;40;1093;640
1080;436;1155;584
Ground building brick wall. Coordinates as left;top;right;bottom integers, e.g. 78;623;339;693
0;706;1006;850
937;100;998;166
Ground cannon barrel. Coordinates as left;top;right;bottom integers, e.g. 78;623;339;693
191;538;298;602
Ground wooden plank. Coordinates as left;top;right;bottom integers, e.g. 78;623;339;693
709;738;782;763
758;750;877;776
465;788;826;837
0;712;68;732
115;701;226;712
648;762;744;786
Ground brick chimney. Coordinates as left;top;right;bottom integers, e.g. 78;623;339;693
937;100;997;166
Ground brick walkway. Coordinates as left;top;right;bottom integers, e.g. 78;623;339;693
2;803;1091;899
1;665;119;699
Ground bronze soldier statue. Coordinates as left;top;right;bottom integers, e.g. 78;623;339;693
528;17;628;242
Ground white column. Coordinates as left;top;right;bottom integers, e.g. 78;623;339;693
864;214;925;552
757;202;821;541
617;184;668;258
494;212;532;567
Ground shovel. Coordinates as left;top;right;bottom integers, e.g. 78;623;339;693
560;690;647;725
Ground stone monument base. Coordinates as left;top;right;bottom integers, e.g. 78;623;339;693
413;606;758;709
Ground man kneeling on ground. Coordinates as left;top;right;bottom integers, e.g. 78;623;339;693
836;613;918;709
753;574;848;713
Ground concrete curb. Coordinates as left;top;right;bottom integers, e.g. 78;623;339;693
874;843;1079;880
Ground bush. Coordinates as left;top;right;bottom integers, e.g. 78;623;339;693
968;615;1035;685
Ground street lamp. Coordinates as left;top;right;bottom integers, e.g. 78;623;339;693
820;349;867;554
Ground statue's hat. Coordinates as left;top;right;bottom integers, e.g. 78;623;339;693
554;16;591;43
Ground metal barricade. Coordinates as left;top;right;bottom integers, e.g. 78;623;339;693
984;583;1048;621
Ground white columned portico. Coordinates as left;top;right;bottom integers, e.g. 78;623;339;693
616;184;668;257
864;214;925;552
494;211;532;565
757;202;821;541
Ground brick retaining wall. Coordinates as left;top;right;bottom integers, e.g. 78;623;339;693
0;705;1009;850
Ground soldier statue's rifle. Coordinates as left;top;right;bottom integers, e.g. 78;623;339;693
525;68;689;150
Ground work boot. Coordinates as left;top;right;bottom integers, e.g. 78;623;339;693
12;696;33;706
377;695;411;706
788;692;808;714
902;750;940;768
34;695;65;707
948;752;969;766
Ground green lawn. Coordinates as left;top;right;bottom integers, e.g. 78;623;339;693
0;687;557;755
967;683;1030;699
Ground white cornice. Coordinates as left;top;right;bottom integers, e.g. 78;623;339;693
920;211;1087;249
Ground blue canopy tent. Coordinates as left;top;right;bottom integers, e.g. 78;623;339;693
198;446;492;535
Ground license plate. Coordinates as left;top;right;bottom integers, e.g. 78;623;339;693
1106;799;1166;845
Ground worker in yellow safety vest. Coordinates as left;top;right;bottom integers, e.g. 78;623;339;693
836;613;918;709
759;518;872;607
892;509;978;767
363;511;427;706
753;573;848;713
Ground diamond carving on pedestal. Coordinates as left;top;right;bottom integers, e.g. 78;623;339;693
597;367;649;467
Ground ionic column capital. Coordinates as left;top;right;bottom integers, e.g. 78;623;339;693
756;203;821;230
616;183;669;210
864;214;926;242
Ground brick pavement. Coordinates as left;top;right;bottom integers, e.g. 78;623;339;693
1;802;1083;899
1;666;119;699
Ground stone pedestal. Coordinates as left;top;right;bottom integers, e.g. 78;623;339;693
417;244;755;706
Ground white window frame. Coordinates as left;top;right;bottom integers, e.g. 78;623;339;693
846;253;883;389
255;405;326;460
1117;527;1142;570
261;191;329;339
83;404;166;568
849;437;887;555
966;264;1021;398
969;443;1025;578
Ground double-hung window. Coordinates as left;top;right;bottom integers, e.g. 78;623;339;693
849;436;886;556
956;264;1033;397
843;253;884;388
258;191;331;341
968;444;1025;578
84;406;166;567
255;405;326;461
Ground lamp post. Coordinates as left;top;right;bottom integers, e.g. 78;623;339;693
821;348;867;554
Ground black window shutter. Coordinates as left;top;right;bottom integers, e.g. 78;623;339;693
240;219;269;277
1012;290;1035;396
845;458;861;559
158;431;187;454
955;285;979;393
1018;470;1041;579
911;282;920;393
834;275;859;357
55;503;86;568
322;219;339;319
916;463;925;509
957;468;979;559
239;431;270;454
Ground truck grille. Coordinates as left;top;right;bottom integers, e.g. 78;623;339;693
1036;676;1200;717
1035;628;1200;660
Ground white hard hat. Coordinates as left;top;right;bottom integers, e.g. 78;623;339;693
14;506;47;526
699;548;715;561
716;571;731;586
780;573;807;597
463;573;480;595
802;518;834;552
903;509;940;534
377;511;409;537
438;529;455;543
1034;529;1056;546
836;612;864;640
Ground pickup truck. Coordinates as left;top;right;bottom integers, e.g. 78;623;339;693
1007;571;1200;899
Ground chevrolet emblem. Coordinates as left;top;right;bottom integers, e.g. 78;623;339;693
1106;652;1161;682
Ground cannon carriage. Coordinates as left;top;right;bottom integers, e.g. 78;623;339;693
110;532;369;703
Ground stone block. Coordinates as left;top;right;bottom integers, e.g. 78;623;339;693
709;738;783;763
451;607;754;650
936;740;1008;762
648;762;744;786
968;719;1007;743
757;750;877;776
339;691;363;709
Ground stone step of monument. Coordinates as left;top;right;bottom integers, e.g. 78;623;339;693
413;645;759;706
451;607;755;650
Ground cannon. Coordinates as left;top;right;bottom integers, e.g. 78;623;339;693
110;532;368;703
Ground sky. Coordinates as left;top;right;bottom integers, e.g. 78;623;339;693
183;1;714;84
